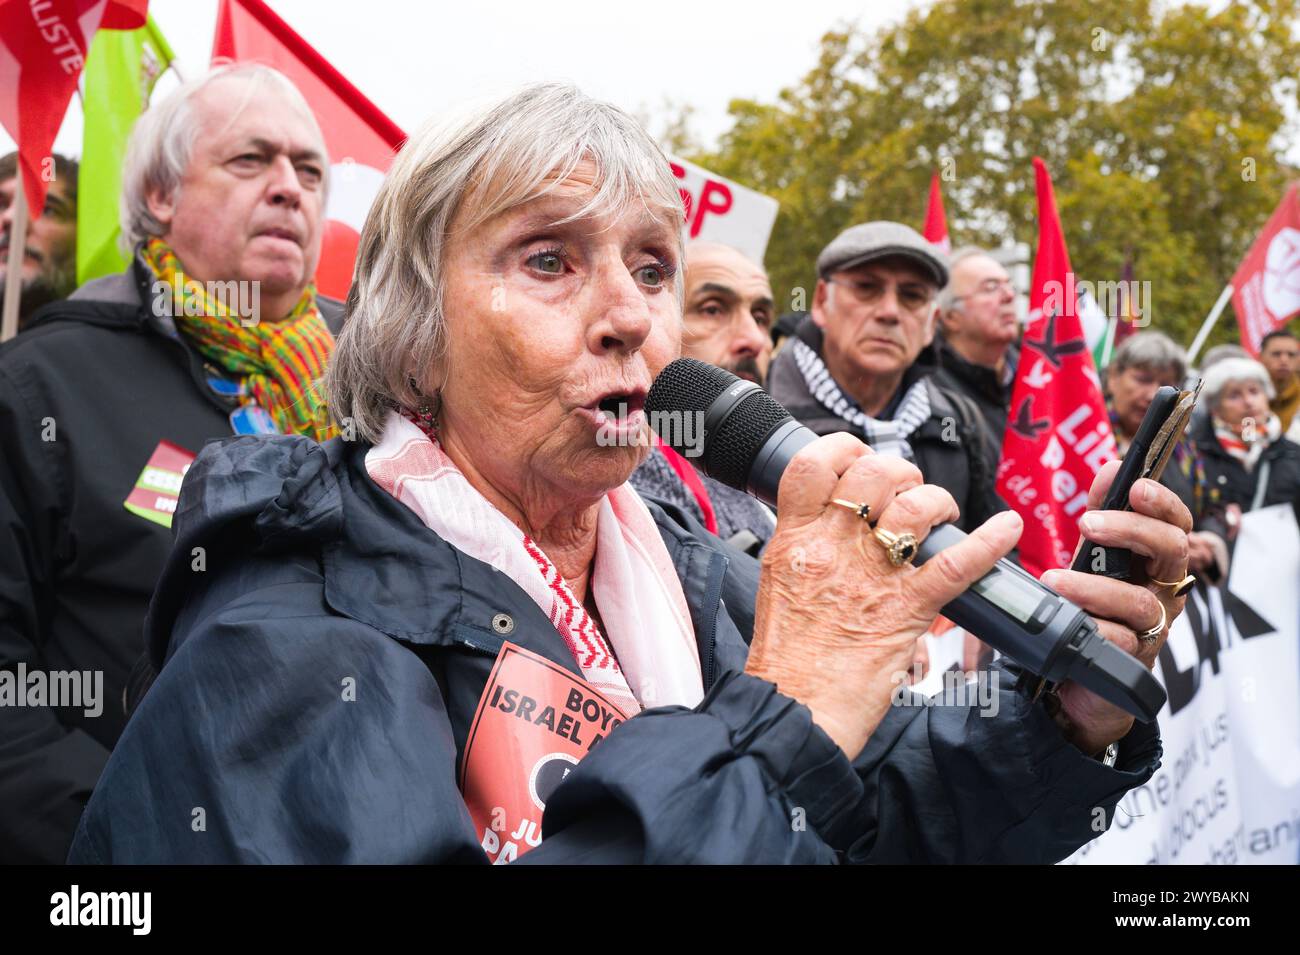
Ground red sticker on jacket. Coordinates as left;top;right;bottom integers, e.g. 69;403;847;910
459;642;630;864
123;440;195;528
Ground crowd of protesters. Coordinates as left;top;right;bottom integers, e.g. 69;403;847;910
0;63;1287;864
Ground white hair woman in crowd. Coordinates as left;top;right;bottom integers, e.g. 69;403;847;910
1191;356;1300;522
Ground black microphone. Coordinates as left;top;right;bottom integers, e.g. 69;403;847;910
646;357;1166;723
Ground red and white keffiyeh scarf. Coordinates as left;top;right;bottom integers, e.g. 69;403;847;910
1213;413;1281;474
365;410;704;715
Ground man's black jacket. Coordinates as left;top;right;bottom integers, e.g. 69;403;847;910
0;259;342;863
69;434;1161;863
767;318;1007;533
928;331;1019;474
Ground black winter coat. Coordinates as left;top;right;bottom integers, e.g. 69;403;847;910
1191;413;1300;522
0;259;342;862
68;434;1161;863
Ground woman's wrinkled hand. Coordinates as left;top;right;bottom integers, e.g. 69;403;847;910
1040;460;1192;757
745;433;1023;759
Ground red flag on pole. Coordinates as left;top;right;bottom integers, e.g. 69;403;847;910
996;158;1117;577
212;0;405;300
1229;184;1300;356
922;172;950;253
1112;258;1139;350
0;0;120;216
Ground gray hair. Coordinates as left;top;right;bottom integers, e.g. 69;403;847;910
326;82;685;443
1200;356;1275;410
1199;343;1250;371
1110;331;1188;384
936;246;996;314
119;63;328;251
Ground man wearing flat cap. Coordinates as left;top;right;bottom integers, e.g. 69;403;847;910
767;221;1007;533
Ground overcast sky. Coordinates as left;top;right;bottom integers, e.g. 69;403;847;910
6;0;919;160
5;1;1289;169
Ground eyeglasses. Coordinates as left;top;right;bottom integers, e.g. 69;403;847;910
825;276;936;313
954;277;1016;300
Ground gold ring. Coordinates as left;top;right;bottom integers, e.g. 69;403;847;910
872;526;919;567
1136;603;1167;646
1150;574;1196;598
830;499;872;521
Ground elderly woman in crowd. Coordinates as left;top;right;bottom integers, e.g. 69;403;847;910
71;84;1193;864
1192;356;1300;523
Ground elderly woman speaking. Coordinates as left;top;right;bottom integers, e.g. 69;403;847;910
72;84;1192;864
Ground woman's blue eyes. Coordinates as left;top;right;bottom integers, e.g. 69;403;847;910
636;265;665;286
529;252;564;274
525;252;669;287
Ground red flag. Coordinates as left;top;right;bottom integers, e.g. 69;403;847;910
1113;258;1139;350
100;0;147;29
1229;184;1300;356
212;0;405;300
0;0;118;216
996;158;1117;577
923;172;950;253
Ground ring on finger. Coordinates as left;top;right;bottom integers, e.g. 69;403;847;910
1150;573;1196;598
830;499;872;521
872;526;919;567
1136;602;1167;647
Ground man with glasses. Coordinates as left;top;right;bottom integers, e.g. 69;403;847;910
767;222;1006;533
932;247;1021;464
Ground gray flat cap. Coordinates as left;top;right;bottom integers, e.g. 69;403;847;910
817;221;949;287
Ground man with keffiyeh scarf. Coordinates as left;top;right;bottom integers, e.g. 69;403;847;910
0;65;343;863
767;221;1007;535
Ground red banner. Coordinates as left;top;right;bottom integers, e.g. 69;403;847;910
0;0;119;216
996;158;1117;577
212;0;405;301
1230;184;1300;356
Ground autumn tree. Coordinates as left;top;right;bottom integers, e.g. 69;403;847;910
685;0;1299;349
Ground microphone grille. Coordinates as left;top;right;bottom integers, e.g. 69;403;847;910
645;357;738;418
707;389;791;490
646;357;795;492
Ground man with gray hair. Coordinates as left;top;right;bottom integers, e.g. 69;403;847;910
930;246;1020;461
767;221;1006;534
0;63;344;862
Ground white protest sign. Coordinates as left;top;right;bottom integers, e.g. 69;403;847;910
1064;504;1300;865
670;156;779;265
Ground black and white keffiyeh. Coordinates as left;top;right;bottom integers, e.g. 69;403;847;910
790;339;931;460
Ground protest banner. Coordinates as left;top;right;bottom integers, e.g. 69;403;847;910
1066;504;1300;865
670;156;778;265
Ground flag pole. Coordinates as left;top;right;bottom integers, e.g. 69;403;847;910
1;167;28;343
1186;284;1234;367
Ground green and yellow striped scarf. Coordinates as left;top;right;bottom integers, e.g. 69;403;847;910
143;238;336;441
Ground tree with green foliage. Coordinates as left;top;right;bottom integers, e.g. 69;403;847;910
682;0;1299;351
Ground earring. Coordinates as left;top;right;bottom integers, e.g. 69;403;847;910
416;390;442;430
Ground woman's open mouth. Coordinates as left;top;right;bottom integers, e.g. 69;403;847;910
577;389;648;443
